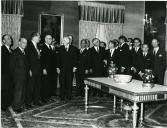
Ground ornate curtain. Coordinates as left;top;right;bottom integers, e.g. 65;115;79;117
164;2;167;85
79;21;98;47
78;2;124;47
1;0;23;49
79;21;123;48
79;2;125;23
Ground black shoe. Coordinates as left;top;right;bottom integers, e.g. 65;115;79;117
25;104;32;108
14;108;23;113
34;101;42;106
41;99;47;104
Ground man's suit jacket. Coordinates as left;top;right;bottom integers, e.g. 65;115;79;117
25;41;41;75
40;43;54;74
78;49;89;72
2;45;12;76
151;48;166;84
151;48;166;75
106;48;119;67
117;43;131;70
89;46;105;77
57;45;78;71
130;48;142;72
10;48;28;81
138;52;153;73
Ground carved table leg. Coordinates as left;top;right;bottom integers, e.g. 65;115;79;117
113;96;116;113
120;99;123;112
140;103;144;127
85;84;89;112
132;102;139;128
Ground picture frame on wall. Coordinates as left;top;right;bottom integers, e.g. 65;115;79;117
39;13;64;44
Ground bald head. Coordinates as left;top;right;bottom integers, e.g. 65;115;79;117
152;38;159;48
19;38;27;49
63;37;70;46
45;35;52;45
2;34;12;46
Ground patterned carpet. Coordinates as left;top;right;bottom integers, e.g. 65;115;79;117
1;96;167;128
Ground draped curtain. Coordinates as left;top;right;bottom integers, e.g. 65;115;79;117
164;2;167;85
78;2;125;48
1;0;23;49
79;20;123;48
79;2;125;23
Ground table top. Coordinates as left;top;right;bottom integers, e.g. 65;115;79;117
85;77;167;95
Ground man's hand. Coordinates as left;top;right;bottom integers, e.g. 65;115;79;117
131;67;137;73
103;59;107;65
43;69;47;75
85;70;89;74
73;67;77;72
57;68;60;74
121;67;125;73
89;69;93;73
29;70;32;77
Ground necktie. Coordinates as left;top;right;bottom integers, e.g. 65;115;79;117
153;49;156;55
22;50;25;55
66;46;68;52
135;48;138;53
8;48;11;53
97;47;99;52
80;49;83;54
110;49;113;57
49;45;52;51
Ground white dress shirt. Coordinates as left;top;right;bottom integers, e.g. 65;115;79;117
110;48;115;57
153;47;159;55
94;46;99;52
5;44;11;53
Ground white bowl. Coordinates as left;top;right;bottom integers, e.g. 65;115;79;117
113;74;132;83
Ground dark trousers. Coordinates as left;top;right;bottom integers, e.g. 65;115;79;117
50;72;57;96
41;75;50;101
12;79;26;110
60;69;73;100
154;72;165;85
76;69;85;97
26;73;41;105
1;75;13;110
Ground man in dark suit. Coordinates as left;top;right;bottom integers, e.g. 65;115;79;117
89;38;106;77
76;39;89;97
138;44;153;79
25;32;42;107
1;34;13;110
106;40;119;68
40;34;55;102
151;38;166;85
85;39;92;77
117;35;131;74
50;37;59;97
130;38;142;79
57;37;78;101
10;38;28;113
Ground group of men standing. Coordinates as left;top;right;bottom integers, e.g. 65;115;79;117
1;33;166;113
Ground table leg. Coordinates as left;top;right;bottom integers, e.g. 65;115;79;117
132;102;139;128
120;99;123;112
140;103;144;127
113;96;116;113
85;84;89;112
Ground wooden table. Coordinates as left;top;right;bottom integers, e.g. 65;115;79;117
84;77;167;128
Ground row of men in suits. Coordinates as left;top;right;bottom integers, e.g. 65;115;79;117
1;33;166;113
77;36;166;92
1;33;58;112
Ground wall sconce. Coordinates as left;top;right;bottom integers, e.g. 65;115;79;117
144;13;157;34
